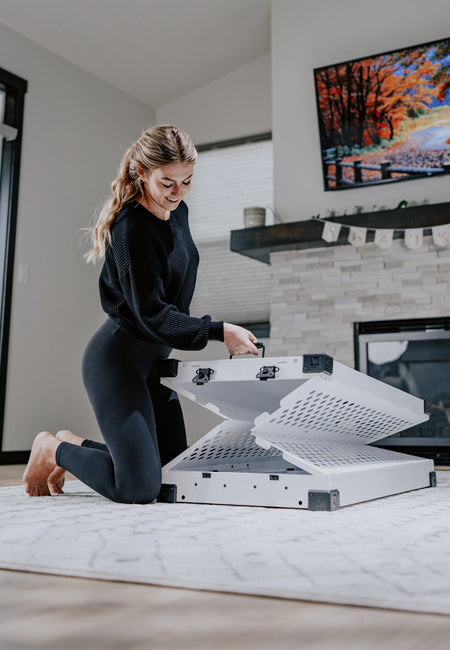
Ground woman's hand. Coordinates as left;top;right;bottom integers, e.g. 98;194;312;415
223;323;259;357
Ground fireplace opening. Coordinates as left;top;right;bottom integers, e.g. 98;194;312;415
354;316;450;465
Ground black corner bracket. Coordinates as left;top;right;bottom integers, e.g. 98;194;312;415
308;489;340;511
159;359;179;378
157;483;178;503
303;354;333;375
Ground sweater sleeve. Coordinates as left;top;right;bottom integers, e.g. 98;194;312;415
113;217;224;350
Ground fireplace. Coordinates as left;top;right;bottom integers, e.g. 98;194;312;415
354;316;450;464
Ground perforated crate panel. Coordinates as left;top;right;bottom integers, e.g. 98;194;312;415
171;420;308;474
257;375;420;443
251;374;428;474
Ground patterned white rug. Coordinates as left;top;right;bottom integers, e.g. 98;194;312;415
1;472;449;614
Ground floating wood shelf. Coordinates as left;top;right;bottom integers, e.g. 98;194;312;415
230;201;450;264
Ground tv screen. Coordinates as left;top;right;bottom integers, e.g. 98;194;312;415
314;38;450;190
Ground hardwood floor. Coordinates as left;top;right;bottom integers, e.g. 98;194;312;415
1;465;450;650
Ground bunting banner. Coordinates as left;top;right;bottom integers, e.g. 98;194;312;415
348;226;367;247
313;217;450;251
321;221;342;242
404;228;424;250
432;225;450;248
374;229;394;250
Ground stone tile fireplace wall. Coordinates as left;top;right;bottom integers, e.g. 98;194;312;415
269;237;450;366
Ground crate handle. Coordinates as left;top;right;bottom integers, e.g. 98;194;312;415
230;342;265;359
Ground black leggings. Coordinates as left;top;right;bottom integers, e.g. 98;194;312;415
55;318;187;503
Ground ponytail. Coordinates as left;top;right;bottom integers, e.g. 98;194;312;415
85;125;197;264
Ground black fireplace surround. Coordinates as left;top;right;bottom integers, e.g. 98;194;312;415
354;316;450;465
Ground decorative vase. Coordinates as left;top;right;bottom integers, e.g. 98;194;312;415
243;206;266;228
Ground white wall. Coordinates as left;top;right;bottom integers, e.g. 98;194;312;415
0;22;154;451
272;0;450;223
156;54;271;145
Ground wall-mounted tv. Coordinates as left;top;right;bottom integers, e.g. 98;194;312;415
314;38;450;191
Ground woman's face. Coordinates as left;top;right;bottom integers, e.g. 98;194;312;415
139;161;194;219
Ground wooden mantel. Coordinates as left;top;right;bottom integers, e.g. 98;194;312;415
230;201;450;264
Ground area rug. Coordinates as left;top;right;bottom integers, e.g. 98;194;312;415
1;472;450;614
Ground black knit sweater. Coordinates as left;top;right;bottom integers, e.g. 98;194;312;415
99;200;224;350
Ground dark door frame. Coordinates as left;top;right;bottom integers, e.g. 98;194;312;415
0;67;27;464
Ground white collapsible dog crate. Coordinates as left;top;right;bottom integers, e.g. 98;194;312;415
158;353;435;510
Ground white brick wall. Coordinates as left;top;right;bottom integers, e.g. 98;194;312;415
191;239;271;324
269;238;450;366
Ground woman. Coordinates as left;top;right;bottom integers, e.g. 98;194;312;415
23;125;258;503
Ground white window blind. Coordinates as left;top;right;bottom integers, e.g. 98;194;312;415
187;138;273;326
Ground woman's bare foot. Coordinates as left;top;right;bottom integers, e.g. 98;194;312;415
46;430;85;495
56;429;85;446
23;431;60;497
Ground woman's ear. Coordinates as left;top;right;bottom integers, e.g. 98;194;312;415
136;166;145;178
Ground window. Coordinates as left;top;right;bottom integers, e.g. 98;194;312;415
0;67;27;462
187;134;273;335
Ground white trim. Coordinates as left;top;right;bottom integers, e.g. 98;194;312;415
0;123;18;142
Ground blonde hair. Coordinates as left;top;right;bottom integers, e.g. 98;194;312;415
85;125;197;264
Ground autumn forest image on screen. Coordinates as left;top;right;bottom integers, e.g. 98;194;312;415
314;38;450;190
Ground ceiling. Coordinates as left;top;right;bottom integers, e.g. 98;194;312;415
0;0;271;108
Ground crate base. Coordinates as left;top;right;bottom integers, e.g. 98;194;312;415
160;458;435;510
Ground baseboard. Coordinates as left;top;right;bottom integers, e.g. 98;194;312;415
0;450;30;465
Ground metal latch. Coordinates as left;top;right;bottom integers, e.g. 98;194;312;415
256;365;279;381
192;367;214;385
